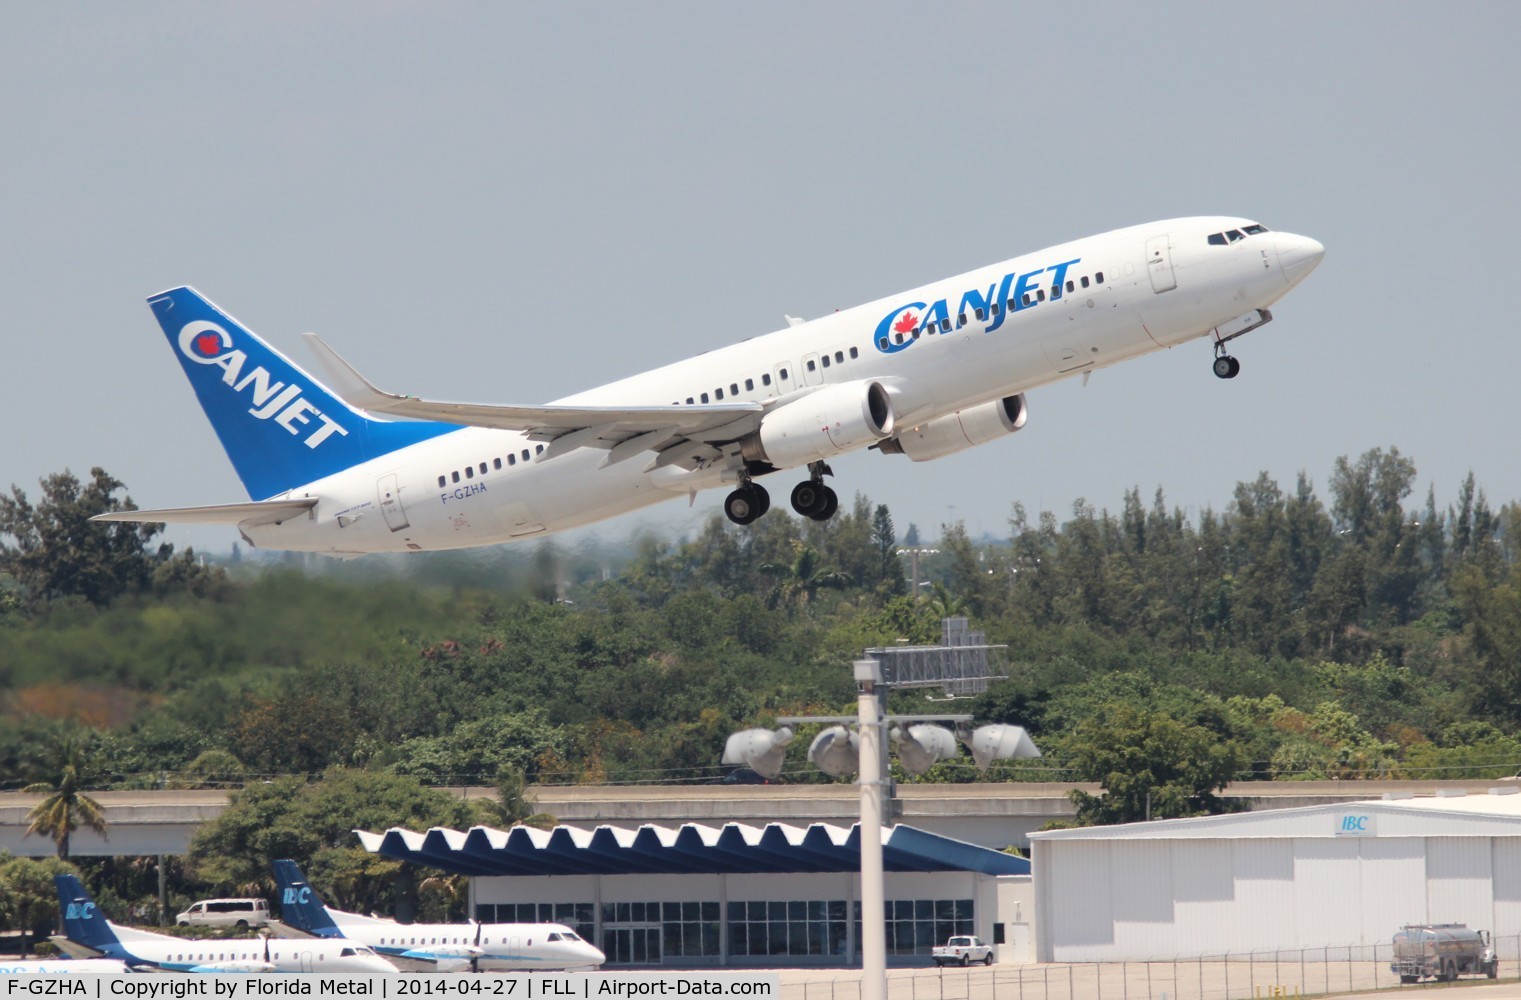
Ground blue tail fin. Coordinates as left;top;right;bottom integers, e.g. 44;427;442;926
54;875;122;953
272;859;344;938
147;287;457;501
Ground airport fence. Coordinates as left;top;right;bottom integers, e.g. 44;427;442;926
779;933;1521;1000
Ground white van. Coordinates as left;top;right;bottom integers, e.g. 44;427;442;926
175;898;270;929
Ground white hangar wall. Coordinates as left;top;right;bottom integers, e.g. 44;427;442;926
1031;792;1521;962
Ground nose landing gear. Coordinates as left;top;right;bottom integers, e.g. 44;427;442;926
1212;343;1240;379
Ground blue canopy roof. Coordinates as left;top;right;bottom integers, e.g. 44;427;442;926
355;822;1029;877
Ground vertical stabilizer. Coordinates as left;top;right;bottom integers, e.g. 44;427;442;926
272;859;345;938
147;287;456;500
54;875;124;954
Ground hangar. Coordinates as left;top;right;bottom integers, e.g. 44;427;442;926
1030;787;1521;963
358;821;1033;968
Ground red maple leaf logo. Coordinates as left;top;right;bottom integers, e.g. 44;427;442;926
893;312;918;335
194;332;222;356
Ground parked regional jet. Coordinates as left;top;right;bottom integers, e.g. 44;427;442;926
271;859;605;972
95;218;1322;555
52;875;396;974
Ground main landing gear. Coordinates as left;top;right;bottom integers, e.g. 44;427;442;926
1212;341;1241;380
723;462;839;526
723;481;770;526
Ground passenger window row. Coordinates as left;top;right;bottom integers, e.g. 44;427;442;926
878;273;1107;348
437;444;545;487
674;347;860;405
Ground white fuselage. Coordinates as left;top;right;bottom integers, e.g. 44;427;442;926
66;925;396;974
326;913;605;972
248;217;1318;553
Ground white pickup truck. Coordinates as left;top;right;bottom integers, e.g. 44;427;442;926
932;935;994;967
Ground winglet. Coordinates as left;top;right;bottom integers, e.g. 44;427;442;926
301;333;415;414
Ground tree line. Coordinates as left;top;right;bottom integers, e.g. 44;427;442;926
2;448;1521;917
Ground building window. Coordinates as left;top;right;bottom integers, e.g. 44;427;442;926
728;900;847;958
855;899;972;956
479;903;594;945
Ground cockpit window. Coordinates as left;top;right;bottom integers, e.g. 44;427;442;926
1209;224;1269;246
564;932;583;942
547;933;562;941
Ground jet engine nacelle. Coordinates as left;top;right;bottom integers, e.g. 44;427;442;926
741;380;896;469
877;394;1027;462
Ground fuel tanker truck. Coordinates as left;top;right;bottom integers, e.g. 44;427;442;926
1390;924;1498;982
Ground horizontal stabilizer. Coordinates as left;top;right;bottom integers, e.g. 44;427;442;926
91;498;318;527
302;334;765;449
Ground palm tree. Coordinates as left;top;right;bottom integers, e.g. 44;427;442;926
23;739;107;859
478;766;557;831
760;542;852;611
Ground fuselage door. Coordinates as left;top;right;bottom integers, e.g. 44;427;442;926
377;473;410;532
772;362;796;397
1146;235;1177;293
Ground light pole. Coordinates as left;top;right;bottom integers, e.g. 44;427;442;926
727;681;1038;995
896;546;939;600
854;659;887;1000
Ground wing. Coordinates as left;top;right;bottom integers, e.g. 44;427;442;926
303;334;765;469
90;499;318;527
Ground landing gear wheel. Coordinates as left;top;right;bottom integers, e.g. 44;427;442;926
790;480;826;517
1212;354;1240;379
724;484;769;525
808;485;839;522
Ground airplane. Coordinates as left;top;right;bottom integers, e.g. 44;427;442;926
0;958;131;974
94;218;1323;555
271;859;605;973
51;874;396;974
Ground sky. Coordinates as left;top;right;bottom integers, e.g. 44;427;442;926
3;3;1517;556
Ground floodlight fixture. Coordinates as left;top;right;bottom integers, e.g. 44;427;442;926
890;723;959;776
961;724;1040;773
721;726;794;780
808;725;860;778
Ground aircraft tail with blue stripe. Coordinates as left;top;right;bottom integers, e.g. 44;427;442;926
55;875;123;955
272;859;345;938
147;287;456;501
